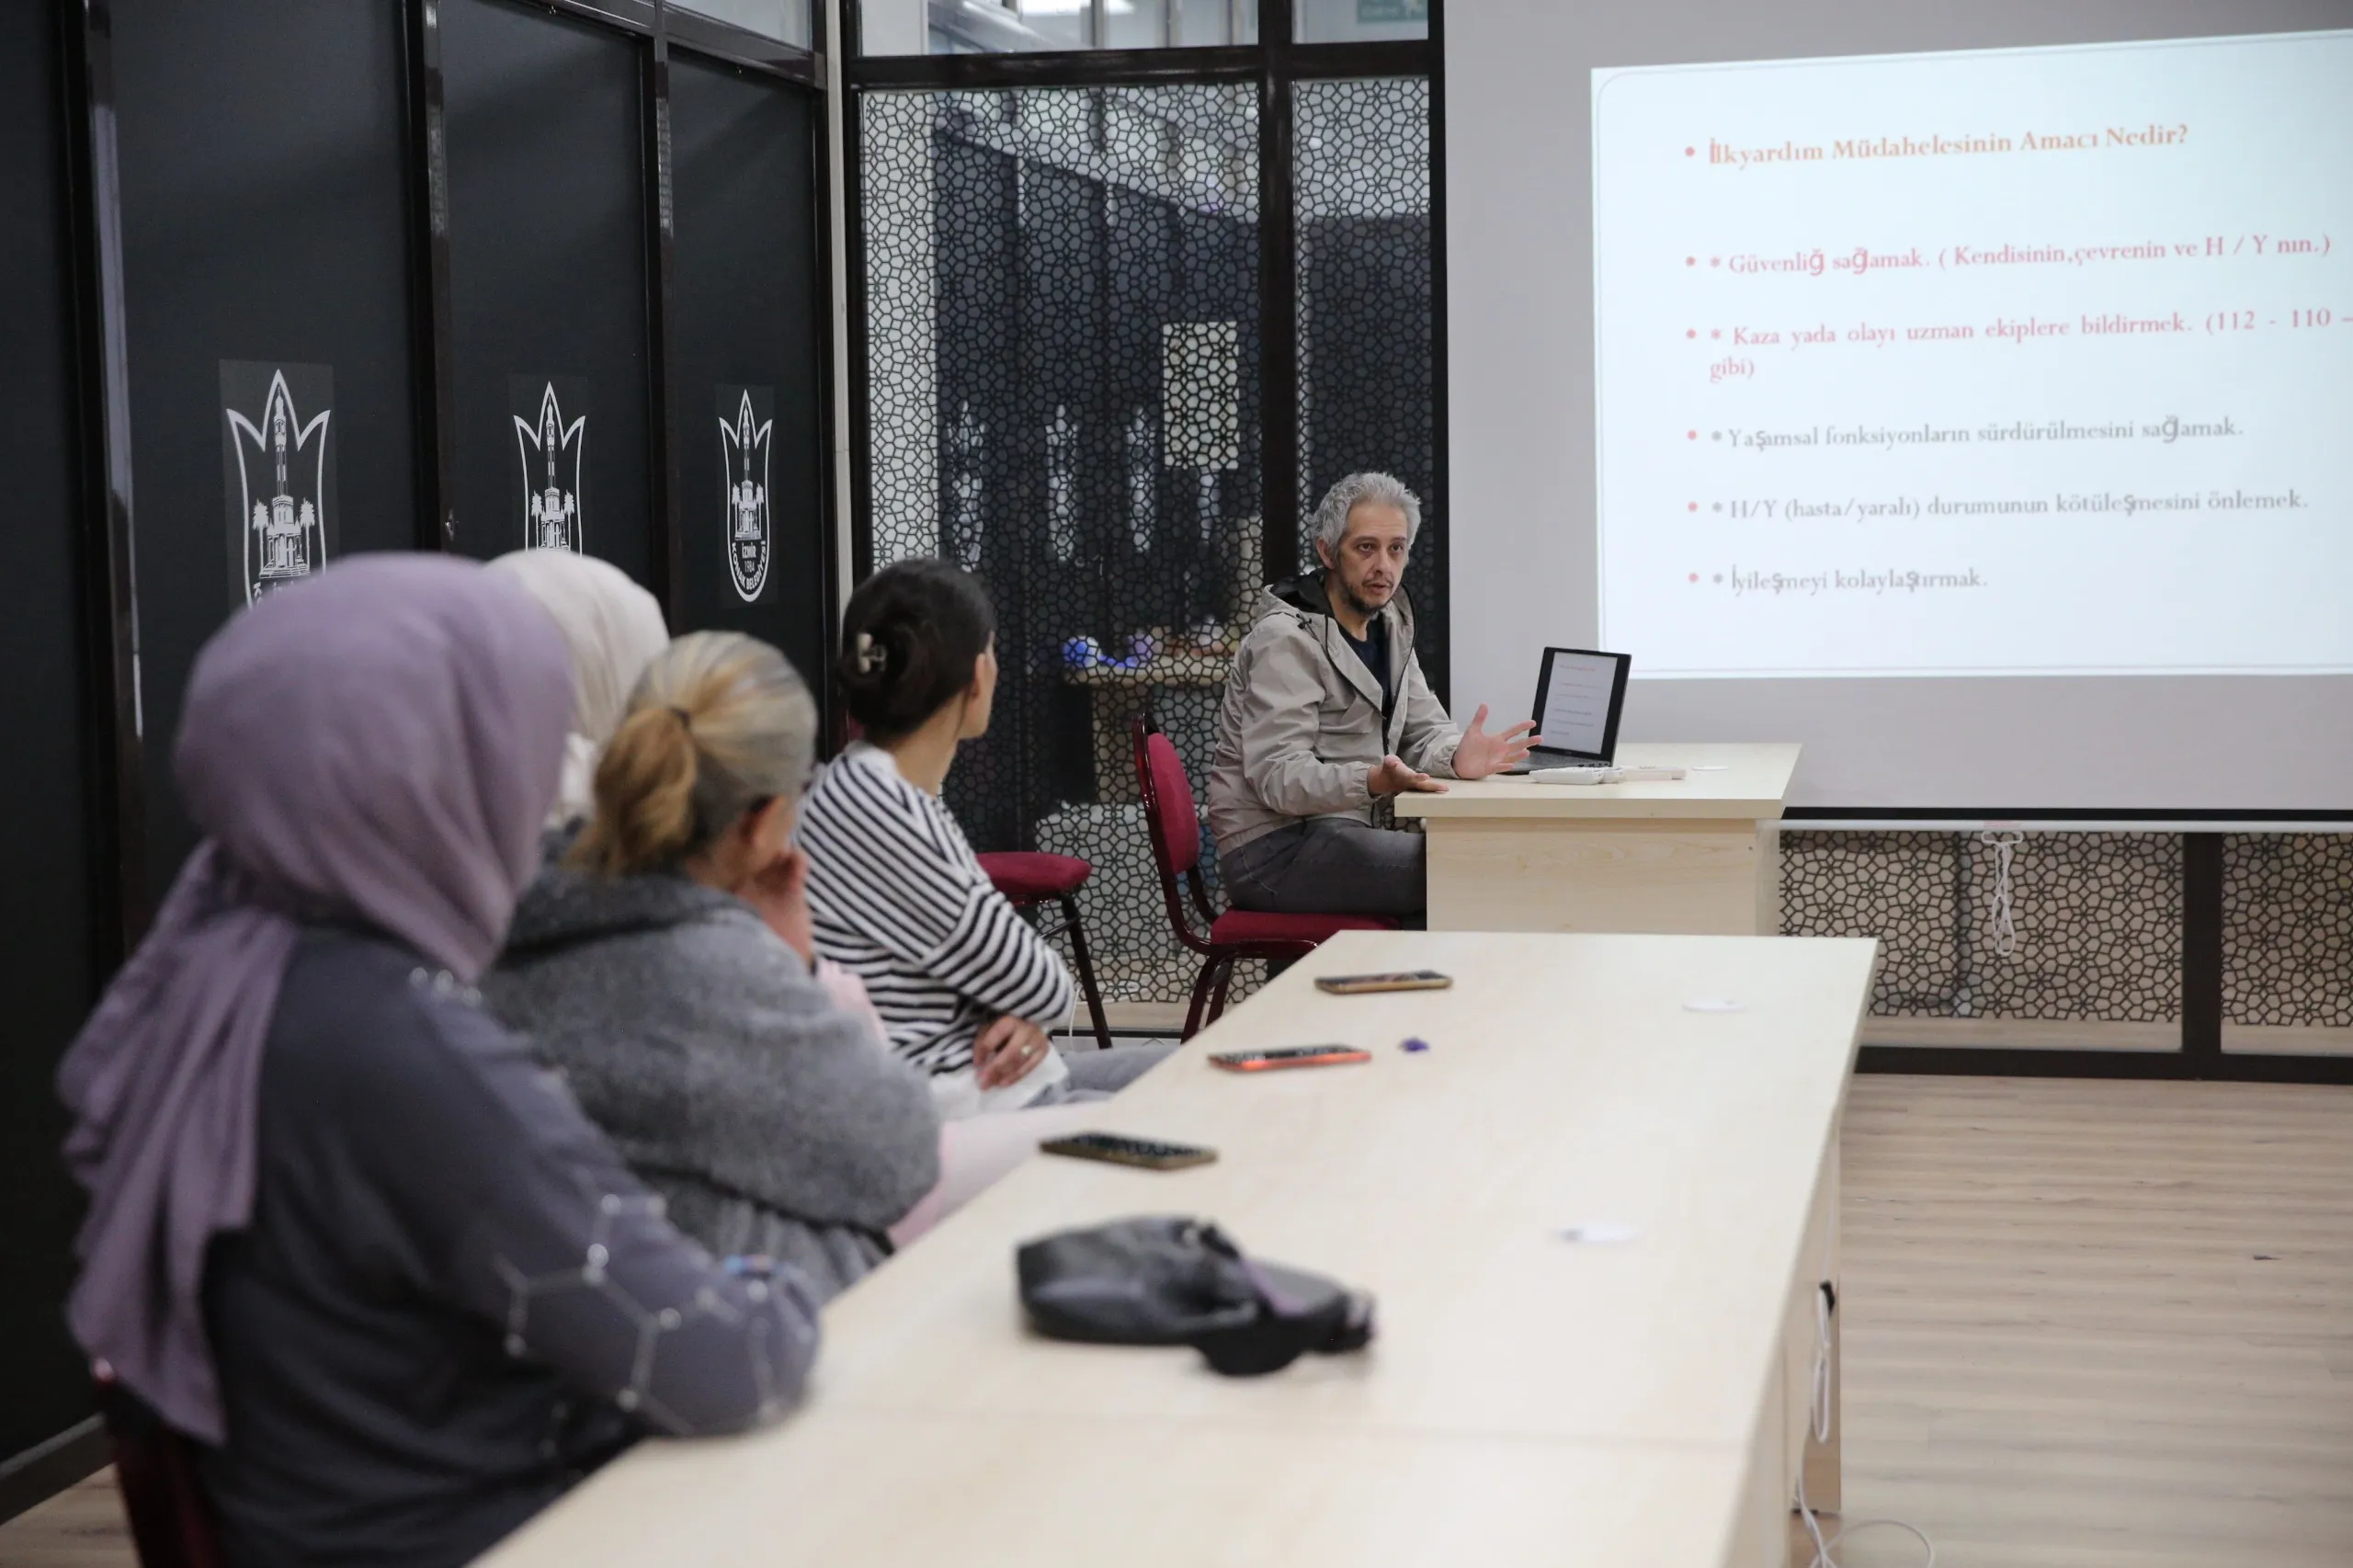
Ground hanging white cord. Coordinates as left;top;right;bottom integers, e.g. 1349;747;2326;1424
1978;828;2025;960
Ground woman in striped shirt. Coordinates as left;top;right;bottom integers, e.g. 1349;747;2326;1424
799;561;1170;1118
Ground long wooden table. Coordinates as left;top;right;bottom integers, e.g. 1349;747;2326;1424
1392;743;1801;937
481;929;1876;1568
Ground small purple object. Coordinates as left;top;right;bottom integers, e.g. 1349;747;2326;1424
1401;1037;1431;1053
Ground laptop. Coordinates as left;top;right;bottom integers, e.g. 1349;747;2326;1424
1503;647;1631;774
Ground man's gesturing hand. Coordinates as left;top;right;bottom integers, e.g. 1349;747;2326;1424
1449;705;1540;781
1368;754;1448;797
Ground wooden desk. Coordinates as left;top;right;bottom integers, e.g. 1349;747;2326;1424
481;929;1875;1568
1392;743;1801;937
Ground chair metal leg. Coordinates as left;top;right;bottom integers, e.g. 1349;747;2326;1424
1205;953;1237;1031
1058;893;1114;1050
1182;953;1226;1041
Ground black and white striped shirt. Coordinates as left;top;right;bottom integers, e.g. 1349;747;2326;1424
798;745;1074;1105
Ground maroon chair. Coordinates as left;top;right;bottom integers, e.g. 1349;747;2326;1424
95;1369;225;1568
1131;715;1392;1038
975;852;1114;1050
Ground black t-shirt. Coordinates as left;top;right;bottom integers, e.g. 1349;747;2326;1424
1338;614;1393;716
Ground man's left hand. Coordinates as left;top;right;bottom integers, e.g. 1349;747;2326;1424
1449;705;1540;780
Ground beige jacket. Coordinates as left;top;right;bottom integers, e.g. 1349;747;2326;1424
1205;574;1461;858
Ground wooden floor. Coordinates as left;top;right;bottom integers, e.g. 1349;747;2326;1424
0;1468;127;1568
5;1075;2348;1568
1832;1075;2353;1567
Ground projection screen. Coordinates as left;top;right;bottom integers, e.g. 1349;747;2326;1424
1445;0;2353;812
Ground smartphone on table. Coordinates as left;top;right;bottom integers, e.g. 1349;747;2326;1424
1209;1045;1372;1073
1038;1132;1218;1171
1313;971;1452;995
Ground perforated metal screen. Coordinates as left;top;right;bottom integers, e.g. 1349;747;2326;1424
858;79;1435;1009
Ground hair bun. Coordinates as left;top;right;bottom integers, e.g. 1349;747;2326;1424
837;561;996;744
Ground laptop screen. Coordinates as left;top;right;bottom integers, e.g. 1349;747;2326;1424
1535;649;1626;756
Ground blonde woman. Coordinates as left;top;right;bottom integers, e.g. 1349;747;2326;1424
483;632;942;1298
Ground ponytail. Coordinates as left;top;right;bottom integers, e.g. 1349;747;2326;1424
572;631;815;876
574;703;701;873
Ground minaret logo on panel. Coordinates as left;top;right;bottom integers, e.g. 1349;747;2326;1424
720;388;772;602
226;369;331;606
515;381;585;553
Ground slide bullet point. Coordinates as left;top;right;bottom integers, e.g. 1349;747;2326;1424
1684;146;1695;156
1711;328;1722;339
1710;256;1722;267
1685;256;1696;267
1686;328;1696;338
1688;572;1700;582
1687;430;1698;440
1688;502;1699;511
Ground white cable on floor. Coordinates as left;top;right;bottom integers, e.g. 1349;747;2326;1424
1794;1275;1936;1568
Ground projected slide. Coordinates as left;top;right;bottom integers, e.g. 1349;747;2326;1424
1593;31;2353;678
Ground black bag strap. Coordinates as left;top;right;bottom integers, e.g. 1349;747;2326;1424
1184;1227;1376;1377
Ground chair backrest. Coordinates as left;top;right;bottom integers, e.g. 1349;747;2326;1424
97;1374;227;1568
1131;715;1213;952
1142;731;1200;875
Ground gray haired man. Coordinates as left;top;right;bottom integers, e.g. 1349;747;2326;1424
1204;472;1538;921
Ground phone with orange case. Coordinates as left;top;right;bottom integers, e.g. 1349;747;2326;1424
1209;1045;1373;1072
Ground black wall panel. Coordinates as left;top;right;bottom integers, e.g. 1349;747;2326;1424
668;51;829;687
442;0;654;589
0;0;102;1465
112;0;419;896
4;0;831;1503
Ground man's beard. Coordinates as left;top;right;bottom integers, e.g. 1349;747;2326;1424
1336;574;1391;622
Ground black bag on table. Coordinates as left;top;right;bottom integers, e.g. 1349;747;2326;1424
1015;1216;1375;1377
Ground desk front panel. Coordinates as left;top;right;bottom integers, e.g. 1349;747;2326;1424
483;1408;1758;1568
1423;817;1777;937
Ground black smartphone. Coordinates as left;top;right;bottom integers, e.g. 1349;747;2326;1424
1314;971;1453;995
1038;1132;1219;1171
1209;1045;1373;1073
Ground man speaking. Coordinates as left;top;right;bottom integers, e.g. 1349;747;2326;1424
1206;472;1536;921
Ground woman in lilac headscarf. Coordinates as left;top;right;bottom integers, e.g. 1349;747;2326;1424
57;555;820;1568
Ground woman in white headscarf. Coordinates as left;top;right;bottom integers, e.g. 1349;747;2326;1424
485;551;670;826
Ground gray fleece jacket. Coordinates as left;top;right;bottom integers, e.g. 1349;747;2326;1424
483;864;941;1302
1205;573;1462;858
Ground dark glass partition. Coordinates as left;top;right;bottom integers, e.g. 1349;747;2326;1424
442;0;654;587
111;0;419;894
669;50;830;689
0;0;103;1472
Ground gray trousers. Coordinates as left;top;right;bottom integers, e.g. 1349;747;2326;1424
1221;816;1427;923
1030;1040;1177;1104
